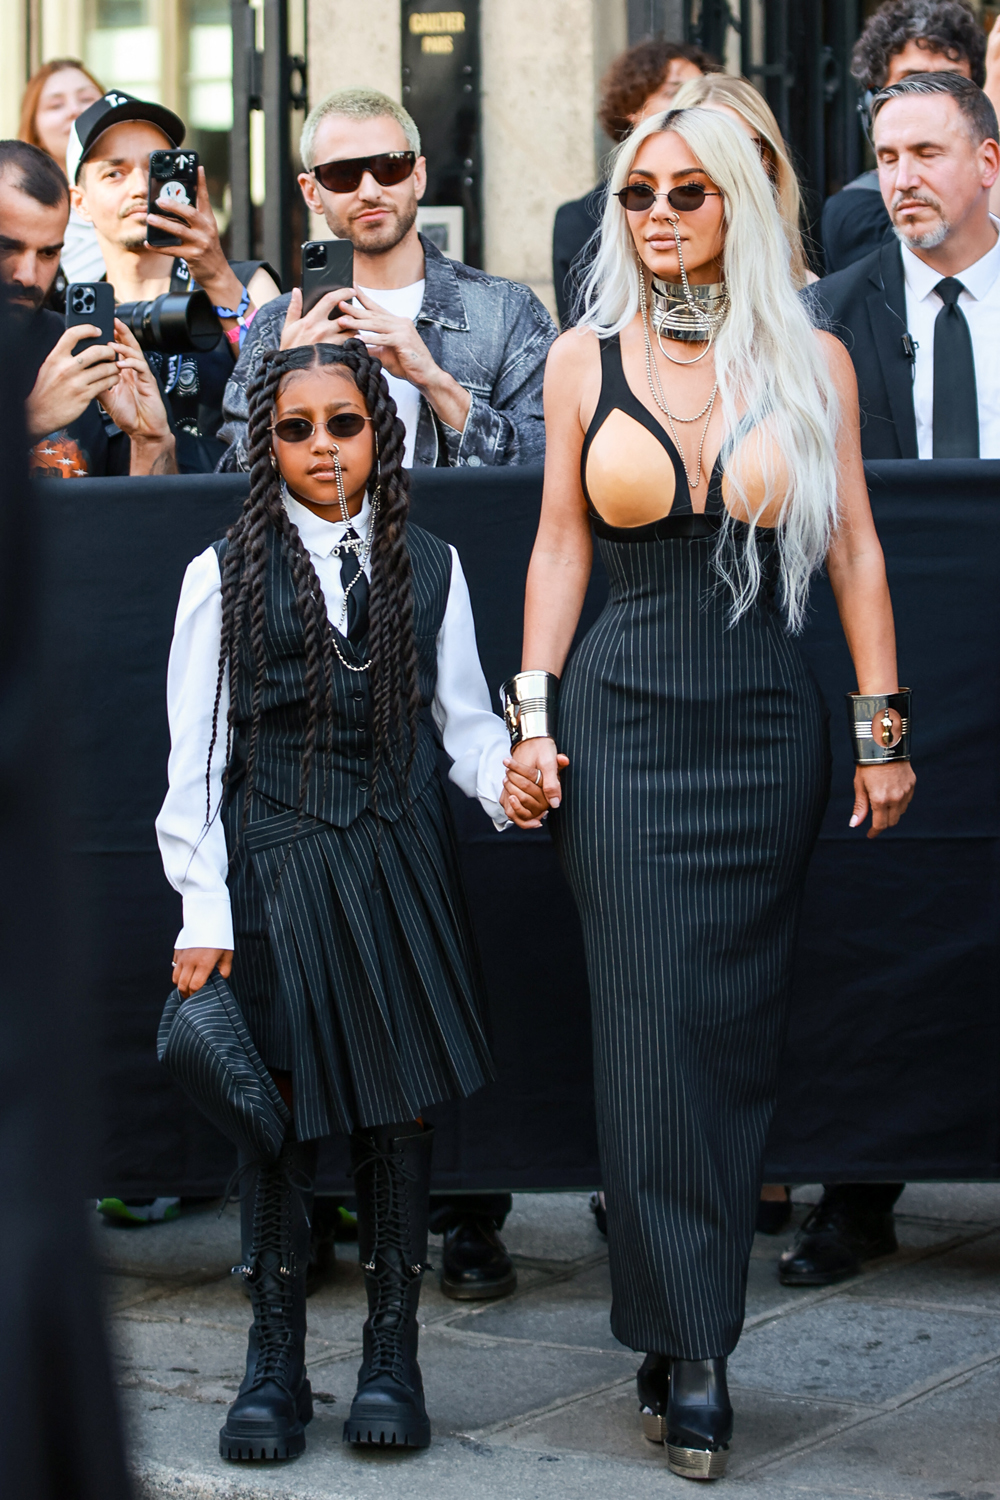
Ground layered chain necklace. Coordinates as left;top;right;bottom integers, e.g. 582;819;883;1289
639;273;717;491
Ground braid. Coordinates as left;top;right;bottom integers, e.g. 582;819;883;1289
206;339;421;831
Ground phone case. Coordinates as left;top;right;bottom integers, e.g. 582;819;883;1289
301;240;355;314
65;281;117;354
147;149;199;248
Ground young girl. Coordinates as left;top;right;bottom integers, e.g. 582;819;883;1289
156;340;546;1461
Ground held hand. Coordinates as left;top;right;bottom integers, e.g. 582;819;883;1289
849;761;916;839
145;166;239;309
501;754;568;828
25;326;119;438
279;285;357;349
172;947;233;1000
499;738;568;828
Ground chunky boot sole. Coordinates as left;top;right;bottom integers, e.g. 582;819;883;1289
343;1402;430;1448
441;1267;517;1301
667;1442;730;1479
219;1421;306;1462
641;1406;666;1443
219;1380;313;1461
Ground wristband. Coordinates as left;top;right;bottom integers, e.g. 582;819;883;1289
501;670;559;746
846;688;911;765
225;304;257;348
214;284;250;320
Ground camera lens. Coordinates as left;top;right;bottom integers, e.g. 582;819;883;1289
72;288;95;314
305;244;326;269
115;290;222;354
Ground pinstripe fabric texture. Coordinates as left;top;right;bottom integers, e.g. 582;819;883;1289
553;337;830;1359
219;523;493;1140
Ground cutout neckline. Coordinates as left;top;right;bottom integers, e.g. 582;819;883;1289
581;335;726;530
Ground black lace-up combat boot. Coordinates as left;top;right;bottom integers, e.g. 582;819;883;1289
343;1121;433;1449
219;1138;316;1461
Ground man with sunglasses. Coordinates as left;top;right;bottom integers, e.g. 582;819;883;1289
218;87;555;472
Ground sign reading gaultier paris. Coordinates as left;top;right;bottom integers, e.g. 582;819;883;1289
401;2;481;266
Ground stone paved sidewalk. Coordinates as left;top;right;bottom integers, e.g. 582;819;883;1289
99;1184;1000;1498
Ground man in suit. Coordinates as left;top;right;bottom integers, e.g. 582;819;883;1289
781;70;1000;1287
821;0;995;274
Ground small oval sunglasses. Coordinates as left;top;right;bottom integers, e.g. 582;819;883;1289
312;150;417;195
272;413;372;444
616;181;721;214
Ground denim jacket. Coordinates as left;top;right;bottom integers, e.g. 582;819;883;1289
216;236;556;470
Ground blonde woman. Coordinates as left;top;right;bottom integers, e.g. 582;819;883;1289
500;110;914;1477
673;71;815;287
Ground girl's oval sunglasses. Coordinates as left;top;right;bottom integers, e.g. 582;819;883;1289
272;414;372;444
312;151;417;195
616;182;721;214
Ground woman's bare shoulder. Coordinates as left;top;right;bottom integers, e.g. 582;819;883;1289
814;327;858;391
546;325;602;381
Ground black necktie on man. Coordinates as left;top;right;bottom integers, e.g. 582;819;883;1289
932;277;979;458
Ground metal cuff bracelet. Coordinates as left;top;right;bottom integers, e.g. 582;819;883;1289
501;670;559;746
846;689;911;765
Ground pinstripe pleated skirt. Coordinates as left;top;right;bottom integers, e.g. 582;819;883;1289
553;528;830;1358
223;775;494;1141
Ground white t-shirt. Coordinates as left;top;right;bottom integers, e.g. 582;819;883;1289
354;281;425;467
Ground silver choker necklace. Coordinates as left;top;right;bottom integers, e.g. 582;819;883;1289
651;276;730;343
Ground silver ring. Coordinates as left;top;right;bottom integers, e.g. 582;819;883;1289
534;768;542;786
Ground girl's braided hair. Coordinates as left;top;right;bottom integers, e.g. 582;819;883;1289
206;340;421;823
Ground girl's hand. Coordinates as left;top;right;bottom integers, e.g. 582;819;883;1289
849;762;916;839
501;754;569;828
172;947;233;999
499;738;568;827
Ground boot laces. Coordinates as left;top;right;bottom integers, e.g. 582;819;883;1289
233;1159;302;1386
351;1139;426;1381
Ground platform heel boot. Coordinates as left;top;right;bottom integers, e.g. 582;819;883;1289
343;1121;433;1449
219;1138;316;1461
665;1357;733;1480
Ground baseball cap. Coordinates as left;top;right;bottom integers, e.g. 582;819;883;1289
66;91;185;184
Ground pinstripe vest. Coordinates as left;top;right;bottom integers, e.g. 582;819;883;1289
215;523;452;827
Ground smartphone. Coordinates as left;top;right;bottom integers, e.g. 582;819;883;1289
147;149;200;248
65;281;116;355
301;239;355;315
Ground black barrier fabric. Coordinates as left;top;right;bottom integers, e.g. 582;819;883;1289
46;461;1000;1193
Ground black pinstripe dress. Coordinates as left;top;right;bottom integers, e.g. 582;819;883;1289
553;337;830;1359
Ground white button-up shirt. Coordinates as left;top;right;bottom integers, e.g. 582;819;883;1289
155;493;510;951
901;223;1000;459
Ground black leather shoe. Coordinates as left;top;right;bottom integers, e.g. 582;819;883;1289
666;1357;732;1480
440;1215;517;1301
778;1195;898;1286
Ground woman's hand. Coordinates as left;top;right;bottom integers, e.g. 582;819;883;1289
499;737;568;823
501;752;570;828
849;762;916;839
172;947;233;999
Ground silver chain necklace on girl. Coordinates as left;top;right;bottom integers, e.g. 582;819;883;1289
283;462;379;675
638;218;727;490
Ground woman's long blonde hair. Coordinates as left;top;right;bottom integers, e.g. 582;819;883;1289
671;72;812;288
577;108;839;630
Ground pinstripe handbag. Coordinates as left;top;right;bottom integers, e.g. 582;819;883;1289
157;972;292;1162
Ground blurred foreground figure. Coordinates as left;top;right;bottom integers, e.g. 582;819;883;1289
0;290;131;1498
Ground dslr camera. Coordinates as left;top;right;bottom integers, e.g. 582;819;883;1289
116;289;223;354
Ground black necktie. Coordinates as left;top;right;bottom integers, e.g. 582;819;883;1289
339;528;369;643
932;278;979;458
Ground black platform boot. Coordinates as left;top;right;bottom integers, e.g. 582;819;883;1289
665;1357;733;1480
219;1139;316;1461
343;1121;433;1450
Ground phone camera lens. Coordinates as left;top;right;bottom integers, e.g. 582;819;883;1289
305;245;325;269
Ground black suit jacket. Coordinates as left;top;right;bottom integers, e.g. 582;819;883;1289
810;239;918;461
552;186;604;329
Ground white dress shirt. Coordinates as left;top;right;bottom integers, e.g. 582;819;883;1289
155;492;510;951
901;223;1000;459
354;281;425;467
